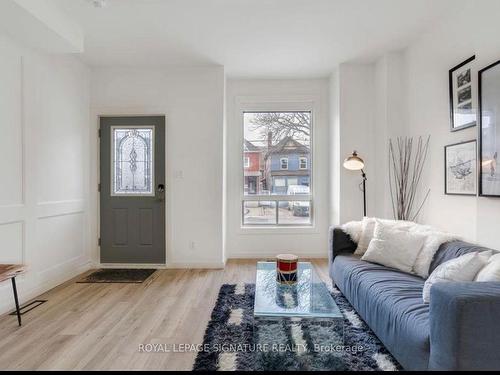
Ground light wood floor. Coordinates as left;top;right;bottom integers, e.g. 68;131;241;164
0;259;329;370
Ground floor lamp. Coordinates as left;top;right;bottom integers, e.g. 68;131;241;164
343;151;367;217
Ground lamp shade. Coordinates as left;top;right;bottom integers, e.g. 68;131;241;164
343;151;365;170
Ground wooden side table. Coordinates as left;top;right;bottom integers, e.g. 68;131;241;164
0;265;26;326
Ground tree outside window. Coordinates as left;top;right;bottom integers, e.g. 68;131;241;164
242;111;312;226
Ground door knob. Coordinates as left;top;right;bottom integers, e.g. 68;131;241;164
157;184;165;201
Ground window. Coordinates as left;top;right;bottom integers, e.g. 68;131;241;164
244;156;250;168
111;126;154;196
242;111;312;226
243;201;276;225
274;178;286;187
299;157;308;170
280;158;288;170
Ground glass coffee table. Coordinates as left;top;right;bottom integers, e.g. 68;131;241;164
253;261;344;362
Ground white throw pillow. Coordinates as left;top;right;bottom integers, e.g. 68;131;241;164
414;231;458;278
361;220;426;273
341;220;363;244
475;253;500;282
409;226;458;278
354;217;376;255
422;251;492;303
354;218;415;255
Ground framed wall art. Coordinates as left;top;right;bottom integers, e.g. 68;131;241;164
445;140;477;196
479;60;500;197
449;56;477;132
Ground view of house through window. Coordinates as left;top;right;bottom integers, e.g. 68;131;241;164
243;111;312;225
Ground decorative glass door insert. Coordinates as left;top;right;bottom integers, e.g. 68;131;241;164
111;126;154;195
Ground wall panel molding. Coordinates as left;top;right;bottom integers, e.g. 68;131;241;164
0;33;91;315
0;205;25;224
0;220;25;264
20;55;26;205
36;199;85;219
0;47;24;207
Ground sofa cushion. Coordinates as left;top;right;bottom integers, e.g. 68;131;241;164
332;255;430;371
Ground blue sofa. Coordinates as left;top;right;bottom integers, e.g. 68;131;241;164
328;227;500;371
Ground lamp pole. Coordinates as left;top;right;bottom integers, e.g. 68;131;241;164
361;169;367;217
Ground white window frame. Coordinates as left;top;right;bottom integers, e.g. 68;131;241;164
280;157;289;170
244;156;250;168
299;157;308;170
238;101;315;229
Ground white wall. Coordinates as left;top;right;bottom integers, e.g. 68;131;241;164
330;53;407;225
399;0;500;248
335;64;376;224
350;0;500;249
372;52;407;220
329;70;340;226
225;79;330;258
0;33;91;313
90;67;225;268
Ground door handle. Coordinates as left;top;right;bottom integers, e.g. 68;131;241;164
157;184;165;201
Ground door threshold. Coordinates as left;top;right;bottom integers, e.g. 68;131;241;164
99;263;168;269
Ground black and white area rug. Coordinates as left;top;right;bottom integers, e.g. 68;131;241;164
193;283;401;371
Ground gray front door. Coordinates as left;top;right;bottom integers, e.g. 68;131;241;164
100;116;166;264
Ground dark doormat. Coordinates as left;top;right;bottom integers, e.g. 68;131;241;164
77;269;157;284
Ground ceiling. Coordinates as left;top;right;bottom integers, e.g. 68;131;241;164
55;0;462;78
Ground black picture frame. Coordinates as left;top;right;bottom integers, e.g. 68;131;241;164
479;59;500;197
449;55;477;132
444;140;477;196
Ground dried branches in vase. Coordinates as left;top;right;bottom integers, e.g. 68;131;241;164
389;136;431;221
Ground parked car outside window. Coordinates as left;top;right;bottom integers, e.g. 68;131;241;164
287;185;310;216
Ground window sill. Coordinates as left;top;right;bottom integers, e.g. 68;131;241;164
238;225;319;235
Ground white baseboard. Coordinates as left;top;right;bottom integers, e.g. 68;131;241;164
99;263;168;269
98;261;226;269
0;260;93;316
227;253;328;259
166;261;226;269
